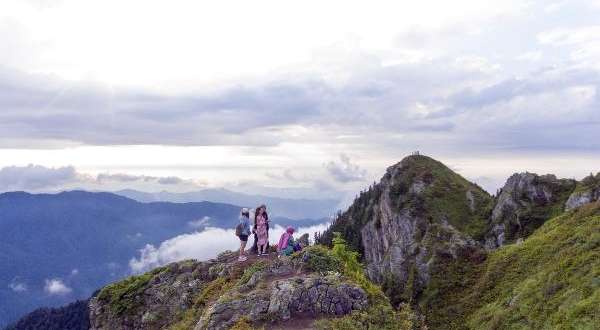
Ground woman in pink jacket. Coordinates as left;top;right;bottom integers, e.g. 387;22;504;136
254;206;269;255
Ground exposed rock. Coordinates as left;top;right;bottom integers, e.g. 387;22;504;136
565;173;600;210
89;259;216;330
196;276;367;330
485;173;576;249
565;190;600;209
297;233;310;248
90;250;368;330
324;155;494;290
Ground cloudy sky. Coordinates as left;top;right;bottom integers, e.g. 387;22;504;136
1;0;600;198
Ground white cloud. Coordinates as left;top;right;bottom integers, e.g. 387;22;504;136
515;50;543;61
188;216;211;228
129;228;239;273
325;154;367;183
544;1;570;13
129;223;330;273
536;25;600;68
44;278;72;295
8;278;27;292
0;0;599;197
0;0;526;91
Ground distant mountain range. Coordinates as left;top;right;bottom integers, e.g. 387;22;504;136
114;188;341;219
0;190;333;328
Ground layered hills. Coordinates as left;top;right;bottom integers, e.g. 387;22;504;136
0;191;241;328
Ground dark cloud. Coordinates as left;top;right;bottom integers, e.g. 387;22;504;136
157;176;184;185
0;164;195;192
97;173;143;182
0;164;77;191
1;59;600;155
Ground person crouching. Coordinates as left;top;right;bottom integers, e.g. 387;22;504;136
277;226;299;257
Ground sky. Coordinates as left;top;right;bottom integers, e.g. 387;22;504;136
2;0;600;199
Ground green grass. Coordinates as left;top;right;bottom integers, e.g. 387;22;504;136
237;259;269;285
387;155;494;240
313;234;425;330
319;155;494;257
419;203;600;330
464;202;600;329
569;172;600;200
97;265;169;316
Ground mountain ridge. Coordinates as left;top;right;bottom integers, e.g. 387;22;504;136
5;155;600;329
114;188;341;219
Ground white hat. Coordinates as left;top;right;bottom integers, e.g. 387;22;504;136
241;207;249;213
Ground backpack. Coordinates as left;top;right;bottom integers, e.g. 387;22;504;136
235;222;242;236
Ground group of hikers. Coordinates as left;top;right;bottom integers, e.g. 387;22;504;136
235;204;301;261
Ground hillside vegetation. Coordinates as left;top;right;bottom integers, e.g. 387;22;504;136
89;235;426;330
465;202;600;329
318;154;599;329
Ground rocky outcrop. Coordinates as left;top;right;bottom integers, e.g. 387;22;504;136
565;173;600;210
89;256;227;330
485;173;576;249
89;250;368;330
297;233;310;247
566;190;600;209
197;277;367;330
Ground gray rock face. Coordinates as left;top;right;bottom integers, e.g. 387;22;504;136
361;192;418;283
89;259;212;330
297;233;310;248
565;189;600;210
88;253;239;330
485;173;575;249
359;159;483;286
197;277;367;330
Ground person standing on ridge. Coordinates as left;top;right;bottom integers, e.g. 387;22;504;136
255;205;269;255
252;204;269;253
237;208;251;261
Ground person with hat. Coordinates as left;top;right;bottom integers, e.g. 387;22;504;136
237;207;251;261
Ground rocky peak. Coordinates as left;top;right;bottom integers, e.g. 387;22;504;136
485;172;576;249
320;154;494;305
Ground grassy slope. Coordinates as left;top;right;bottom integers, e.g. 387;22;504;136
464;202;600;329
570;172;600;196
426;202;600;330
387;155;493;240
